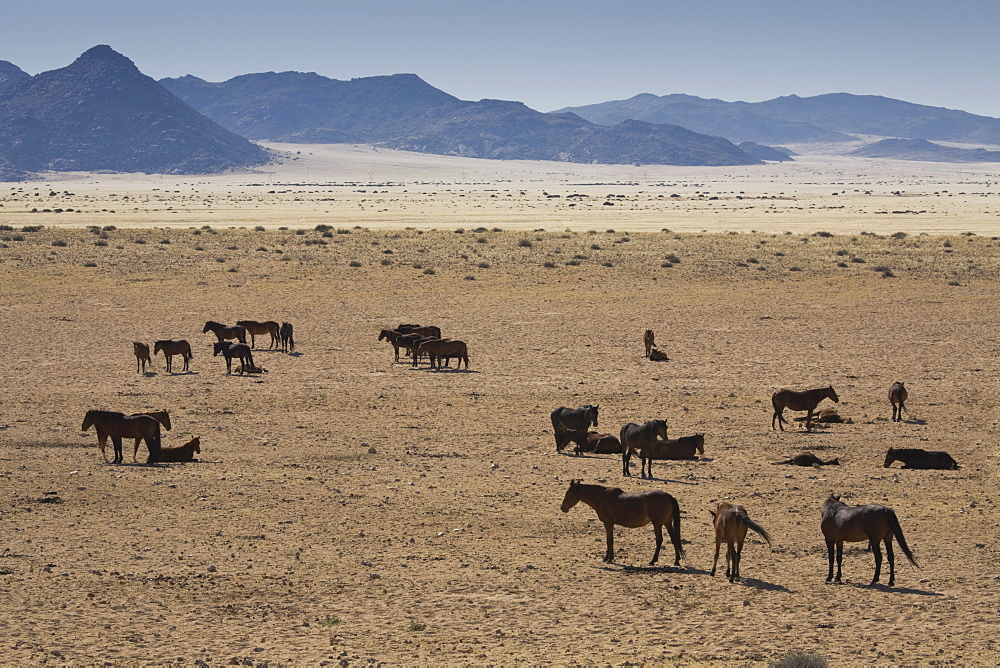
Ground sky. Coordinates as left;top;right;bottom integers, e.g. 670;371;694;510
2;0;998;117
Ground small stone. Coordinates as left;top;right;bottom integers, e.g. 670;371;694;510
207;565;217;573
368;447;377;454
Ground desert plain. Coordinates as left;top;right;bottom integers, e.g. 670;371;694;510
0;145;998;666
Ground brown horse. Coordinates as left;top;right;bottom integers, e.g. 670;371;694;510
710;501;772;582
82;410;161;465
378;329;410;362
772;452;840;467
203;321;247;344
155;436;200;463
643;329;656;358
129;410;172;462
884;448;958;470
560;480;683;566
793;408;850;424
564;431;622;455
821;494;918;586
620;419;668;476
237;320;281;349
634;434;705;478
132;342;151;373
416;339;469;369
279;322;295;352
153;340;193;373
771;386;839;432
889;382;908;421
213;341;255;374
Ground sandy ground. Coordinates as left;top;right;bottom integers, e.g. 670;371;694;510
2;143;999;234
0;209;997;666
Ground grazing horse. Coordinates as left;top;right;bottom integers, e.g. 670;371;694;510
710;501;772;582
416;339;469;370
153;340;193;373
560;480;683;566
213;341;255;374
564;431;622;455
236;320;281;349
620;419;668;476
550;405;599;452
643;329;656;358
821;494;918;586
771;386;839;432
279;322;295;352
155;436;200;463
129;409;171;462
889;382;908;421
133;341;151;373
772;452;840;467
633;434;705;478
82;410;161;465
884;448;958;470
203;321;247;344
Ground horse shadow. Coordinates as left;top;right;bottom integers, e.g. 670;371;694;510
414;367;479;374
633;475;700;486
167;370;199;376
903;418;928;425
286;351;303;358
142;371;157;377
839;581;941;596
607;563;698;576
738;577;793;593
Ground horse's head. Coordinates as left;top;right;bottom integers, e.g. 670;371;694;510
81;410;95;431
153;341;163;355
827;386;840;403
213;341;227;356
589;405;599;428
655;419;668;440
822;494;842;515
694;434;705;455
561;480;583;513
157;409;171;431
202;322;214;333
883;448;897;468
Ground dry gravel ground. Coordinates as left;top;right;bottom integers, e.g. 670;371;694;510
0;223;998;666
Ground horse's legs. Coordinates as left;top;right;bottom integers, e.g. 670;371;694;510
650;524;663;566
132;438;142;463
884;536;896;586
622;448;630;475
603;523;615;563
772;408;785;431
834;541;844;582
732;535;745;582
711;534;722;576
804;410;814;432
825;539;836;582
97;433;109;462
111;435;123;465
726;540;737;581
870;538;883;585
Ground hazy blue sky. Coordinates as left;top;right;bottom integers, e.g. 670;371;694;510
2;0;997;117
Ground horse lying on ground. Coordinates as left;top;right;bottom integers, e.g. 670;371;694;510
236;320;280;349
620;419;668;476
771;386;839;432
632;434;705;478
154;436;200;463
280;322;294;352
213;341;255;374
648;348;669;361
710;501;772;582
560;480;682;567
564;431;622;455
133;342;151;373
821;494;918;586
129;410;171;462
889;381;908;421
883;447;958;469
643;329;655;358
772;452;841;467
550;405;599;452
235;363;268;375
793;408;851;424
82;410;161;465
153;340;193;373
203;321;247;344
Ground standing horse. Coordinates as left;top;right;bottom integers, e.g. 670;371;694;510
821;494;918;586
133;342;151;373
889;382;908;422
416;339;469;370
153;340;193;373
130;409;171;462
710;501;772;582
213;341;255;374
560;480;683;566
236;320;281;349
771;386;839;432
550;405;599;452
280;322;295;352
620;419;668;476
643;329;656;358
82;410;161;465
203;321;247;344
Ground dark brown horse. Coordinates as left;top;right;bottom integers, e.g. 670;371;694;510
203;321;247;344
416;339;469;370
772;452;840;467
564;431;622;455
889;382;908;421
213;341;255;374
550;405;599;452
633;434;705;478
133;342;151;373
643;329;656;358
620;419;668;476
156;436;200;463
279;322;295;352
710;501;772;582
236;320;280;349
153;340;193;373
82;410;161;465
884;448;958;470
821;494;918;586
771;386;839;432
560;480;682;566
129;410;171;462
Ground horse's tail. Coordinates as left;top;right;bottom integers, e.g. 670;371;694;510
669;494;684;559
288;332;295;352
888;509;919;568
147;423;162;464
620;425;631;472
738;510;772;547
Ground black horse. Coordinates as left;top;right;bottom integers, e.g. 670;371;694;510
279;322;295;352
213;341;255;374
620;419;669;476
884;448;958;470
550;405;599;452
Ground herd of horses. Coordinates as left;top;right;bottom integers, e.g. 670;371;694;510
378;324;470;370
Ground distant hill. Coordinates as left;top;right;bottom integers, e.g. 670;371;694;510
161;73;760;166
850;138;1000;163
556;92;1000;146
0;60;29;93
737;142;794;162
0;46;269;174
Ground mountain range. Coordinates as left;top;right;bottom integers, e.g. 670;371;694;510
850;138;1000;162
554;93;1000;146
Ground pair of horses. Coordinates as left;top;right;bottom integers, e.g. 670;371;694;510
134;341;193;373
213;341;255;374
771;386;839;431
550;405;599;452
82;409;165;464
